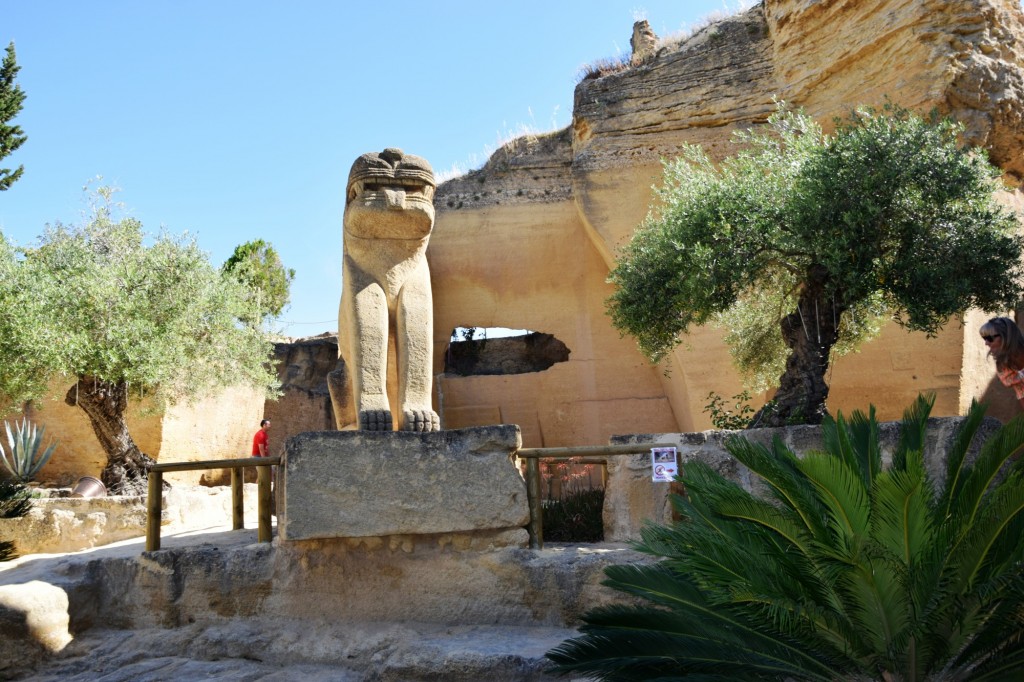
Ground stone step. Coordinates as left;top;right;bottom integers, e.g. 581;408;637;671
2;529;640;680
17;620;582;681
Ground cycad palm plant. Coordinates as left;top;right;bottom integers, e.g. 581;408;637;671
547;395;1024;681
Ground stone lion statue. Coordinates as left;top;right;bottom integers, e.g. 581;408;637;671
327;148;441;432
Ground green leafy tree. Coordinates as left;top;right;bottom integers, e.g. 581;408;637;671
1;189;279;494
608;103;1023;427
0;41;27;191
548;395;1024;680
0;233;59;408
221;239;295;324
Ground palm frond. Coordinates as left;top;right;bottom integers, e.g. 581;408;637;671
724;436;827;537
551;573;844;681
847;406;882;488
937;398;989;517
796;452;870;547
821;407;881;489
714;495;815;557
871;451;934;565
947;414;1024;531
892;393;933;472
966;646;1024;682
949;476;1024;592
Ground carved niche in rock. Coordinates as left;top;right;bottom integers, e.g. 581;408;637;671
328;148;441;433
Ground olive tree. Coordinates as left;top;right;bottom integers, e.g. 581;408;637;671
1;190;279;493
0;234;60;409
608;103;1024;427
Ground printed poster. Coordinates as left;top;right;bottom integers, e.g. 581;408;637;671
651;447;678;482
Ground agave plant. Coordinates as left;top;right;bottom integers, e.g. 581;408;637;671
0;417;58;483
547;395;1024;681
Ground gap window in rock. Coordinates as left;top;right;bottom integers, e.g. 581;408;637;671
444;327;570;376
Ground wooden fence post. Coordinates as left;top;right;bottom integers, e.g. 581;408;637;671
231;468;243;530
145;470;162;552
257;464;272;543
526;457;544;549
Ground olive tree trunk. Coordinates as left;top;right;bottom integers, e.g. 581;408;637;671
750;265;845;428
64;376;156;495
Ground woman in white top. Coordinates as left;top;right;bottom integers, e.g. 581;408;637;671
980;316;1024;409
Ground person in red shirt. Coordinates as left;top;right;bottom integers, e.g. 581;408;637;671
252;419;270;456
250;418;275;511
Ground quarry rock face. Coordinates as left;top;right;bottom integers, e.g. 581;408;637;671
21;379;265;488
263;332;340;459
430;0;1024;440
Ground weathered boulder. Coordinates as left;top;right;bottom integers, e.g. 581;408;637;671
630;19;658;65
0;496;148;555
0;580;72;678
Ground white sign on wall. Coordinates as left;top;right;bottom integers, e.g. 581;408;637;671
651;447;678;482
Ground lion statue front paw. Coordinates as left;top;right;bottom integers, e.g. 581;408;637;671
402;409;440;432
359;410;393;431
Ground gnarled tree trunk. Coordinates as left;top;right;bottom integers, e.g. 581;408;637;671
750;265;845;428
64;376;156;496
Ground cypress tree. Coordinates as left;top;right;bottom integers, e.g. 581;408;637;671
0;41;27;191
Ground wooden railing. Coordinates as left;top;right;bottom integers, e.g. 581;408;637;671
144;445;671;553
145;457;280;552
517;443;675;549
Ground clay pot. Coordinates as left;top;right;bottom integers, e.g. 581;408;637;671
70;476;107;498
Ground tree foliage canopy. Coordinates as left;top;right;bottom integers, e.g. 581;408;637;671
0;234;61;408
222;239;295;324
0;189;279;414
0;42;27;191
608;102;1023;424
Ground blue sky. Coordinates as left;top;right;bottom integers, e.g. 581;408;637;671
2;1;747;338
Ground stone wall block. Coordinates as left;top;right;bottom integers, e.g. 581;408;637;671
280;425;528;541
606;415;1003;542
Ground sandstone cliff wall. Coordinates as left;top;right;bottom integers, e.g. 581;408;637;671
264;334;339;457
430;0;1024;438
16;380;264;487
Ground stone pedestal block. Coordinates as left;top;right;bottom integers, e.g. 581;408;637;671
279;425;527;541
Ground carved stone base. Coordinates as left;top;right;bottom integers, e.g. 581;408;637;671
279;425;527;542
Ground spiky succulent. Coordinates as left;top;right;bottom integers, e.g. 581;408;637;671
0;417;57;483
